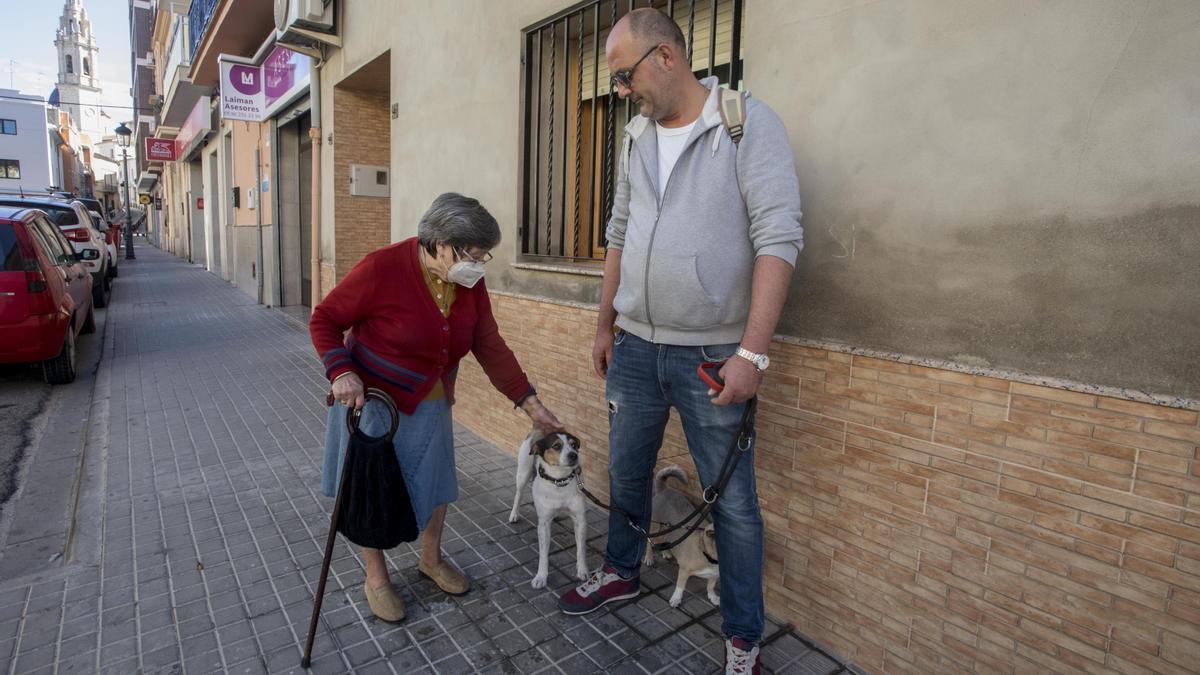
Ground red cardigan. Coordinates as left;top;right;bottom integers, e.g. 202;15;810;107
310;237;532;415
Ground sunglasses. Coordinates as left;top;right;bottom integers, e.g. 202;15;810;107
610;44;660;90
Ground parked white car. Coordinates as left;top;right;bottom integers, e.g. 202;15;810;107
89;210;119;277
0;196;111;308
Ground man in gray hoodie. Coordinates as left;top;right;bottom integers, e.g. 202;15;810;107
557;8;803;674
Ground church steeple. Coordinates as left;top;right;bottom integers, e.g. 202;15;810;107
53;0;105;137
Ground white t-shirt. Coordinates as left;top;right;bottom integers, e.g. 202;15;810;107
656;119;697;201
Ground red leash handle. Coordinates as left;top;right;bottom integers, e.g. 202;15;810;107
698;360;726;393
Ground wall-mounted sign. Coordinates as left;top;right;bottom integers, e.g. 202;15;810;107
154;197;163;210
197;197;205;210
218;44;311;123
219;59;264;121
177;96;212;160
144;137;178;162
263;45;311;116
138;194;151;205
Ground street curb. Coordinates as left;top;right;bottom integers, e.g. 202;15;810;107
64;284;117;567
0;300;111;587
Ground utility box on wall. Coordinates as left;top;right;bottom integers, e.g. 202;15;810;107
349;164;389;198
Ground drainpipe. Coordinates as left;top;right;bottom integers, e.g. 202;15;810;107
255;145;264;304
308;64;323;305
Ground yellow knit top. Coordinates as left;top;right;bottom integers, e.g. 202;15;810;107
420;256;456;401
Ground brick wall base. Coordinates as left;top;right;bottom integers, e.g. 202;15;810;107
453;292;1200;675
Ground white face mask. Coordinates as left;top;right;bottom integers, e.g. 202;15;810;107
442;246;487;288
447;259;485;288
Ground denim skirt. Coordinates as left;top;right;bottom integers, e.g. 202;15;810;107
321;397;457;532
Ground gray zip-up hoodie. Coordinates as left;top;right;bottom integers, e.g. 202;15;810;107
606;77;804;346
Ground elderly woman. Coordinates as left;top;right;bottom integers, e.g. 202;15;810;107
310;192;562;622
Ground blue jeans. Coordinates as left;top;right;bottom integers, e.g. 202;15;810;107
605;330;765;643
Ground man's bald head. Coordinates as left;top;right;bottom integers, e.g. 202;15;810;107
617;7;687;53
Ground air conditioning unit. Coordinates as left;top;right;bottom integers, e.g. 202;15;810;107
274;0;340;58
147;94;163;106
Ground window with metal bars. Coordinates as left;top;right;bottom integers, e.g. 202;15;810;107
519;0;745;261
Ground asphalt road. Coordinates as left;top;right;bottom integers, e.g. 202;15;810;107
0;366;51;509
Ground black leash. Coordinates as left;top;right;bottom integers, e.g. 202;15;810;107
577;397;757;554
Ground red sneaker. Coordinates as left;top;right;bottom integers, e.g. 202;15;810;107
725;637;761;675
557;564;640;615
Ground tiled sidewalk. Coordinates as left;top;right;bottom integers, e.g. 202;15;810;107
0;244;851;674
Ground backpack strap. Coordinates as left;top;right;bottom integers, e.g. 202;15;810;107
717;87;747;145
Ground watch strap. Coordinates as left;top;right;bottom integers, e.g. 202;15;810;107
735;346;768;371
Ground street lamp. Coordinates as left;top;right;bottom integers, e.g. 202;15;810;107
114;122;136;260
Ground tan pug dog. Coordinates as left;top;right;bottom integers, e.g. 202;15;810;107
643;465;720;607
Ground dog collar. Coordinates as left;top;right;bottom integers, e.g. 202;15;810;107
536;464;580;487
703;549;719;565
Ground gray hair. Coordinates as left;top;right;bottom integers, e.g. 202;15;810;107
416;192;501;255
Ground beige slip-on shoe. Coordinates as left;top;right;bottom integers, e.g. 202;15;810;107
417;558;471;596
364;581;406;622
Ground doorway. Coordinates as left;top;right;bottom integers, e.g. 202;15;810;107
276;110;312;307
188;159;205;266
208;150;222;277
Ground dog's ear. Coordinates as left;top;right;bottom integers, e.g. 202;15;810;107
533;434;558;455
566;433;581;450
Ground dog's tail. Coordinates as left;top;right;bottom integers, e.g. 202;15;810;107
653;465;688;494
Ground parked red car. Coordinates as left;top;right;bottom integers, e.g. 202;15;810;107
0;206;95;383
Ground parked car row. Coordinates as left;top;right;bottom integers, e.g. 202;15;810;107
0;193;123;384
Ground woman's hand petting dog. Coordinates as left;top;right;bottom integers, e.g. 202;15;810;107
521;395;564;433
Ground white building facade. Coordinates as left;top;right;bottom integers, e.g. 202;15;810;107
0;90;56;192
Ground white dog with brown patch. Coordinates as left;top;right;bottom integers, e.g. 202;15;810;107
509;429;589;588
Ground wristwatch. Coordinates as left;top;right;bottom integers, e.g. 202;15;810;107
735;346;770;372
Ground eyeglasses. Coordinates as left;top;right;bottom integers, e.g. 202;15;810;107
610;44;659;90
456;247;493;264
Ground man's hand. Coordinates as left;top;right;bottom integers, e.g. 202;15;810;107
522;395;565;433
331;372;365;409
593;330;615;379
712;356;761;406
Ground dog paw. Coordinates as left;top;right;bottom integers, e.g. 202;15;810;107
576;565;589;581
507;512;519;524
708;591;721;606
531;574;547;589
669;593;683;608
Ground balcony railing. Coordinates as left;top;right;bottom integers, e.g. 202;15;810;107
188;0;219;57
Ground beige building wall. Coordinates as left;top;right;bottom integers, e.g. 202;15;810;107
315;0;563;291
221;120;273;301
747;0;1200;402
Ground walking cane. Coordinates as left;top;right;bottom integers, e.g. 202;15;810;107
300;403;362;669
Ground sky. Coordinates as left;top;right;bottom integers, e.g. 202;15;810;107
0;0;134;121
